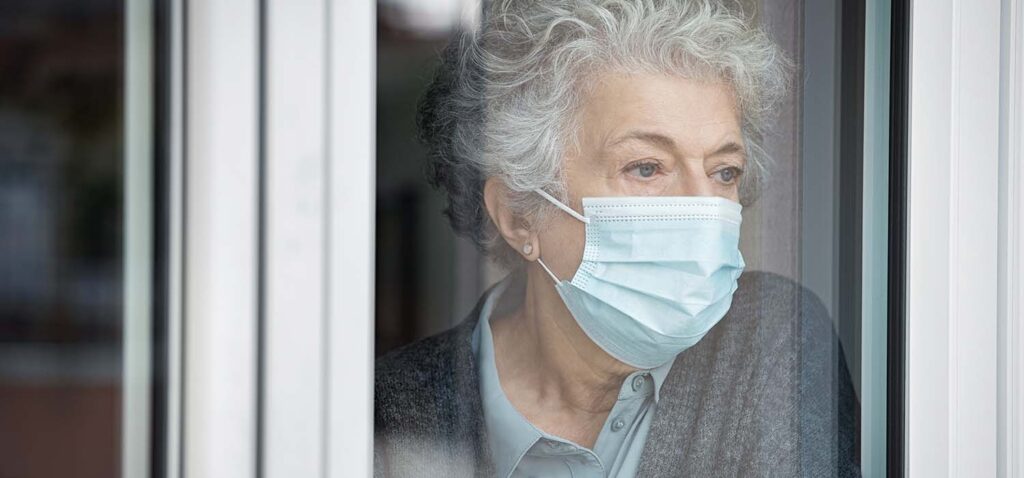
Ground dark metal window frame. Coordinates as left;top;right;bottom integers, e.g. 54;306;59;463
153;0;174;476
887;0;910;476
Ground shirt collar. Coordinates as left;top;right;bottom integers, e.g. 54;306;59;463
649;355;674;402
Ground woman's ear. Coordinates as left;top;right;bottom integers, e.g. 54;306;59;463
483;177;539;261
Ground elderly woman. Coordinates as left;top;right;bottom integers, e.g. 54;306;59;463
375;1;858;476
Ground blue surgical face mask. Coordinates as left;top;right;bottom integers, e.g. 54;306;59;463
534;189;745;369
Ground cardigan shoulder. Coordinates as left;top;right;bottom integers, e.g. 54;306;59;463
375;315;480;437
374;315;491;477
636;270;861;477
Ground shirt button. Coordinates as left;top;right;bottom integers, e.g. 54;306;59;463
631;374;646;392
611;417;626;432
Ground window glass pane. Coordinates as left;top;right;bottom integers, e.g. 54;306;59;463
375;1;888;474
0;2;126;477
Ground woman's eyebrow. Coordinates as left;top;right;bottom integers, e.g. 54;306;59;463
707;141;746;158
608;132;746;160
607;130;678;151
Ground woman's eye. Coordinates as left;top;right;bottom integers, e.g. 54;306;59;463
712;167;743;185
626;161;660;179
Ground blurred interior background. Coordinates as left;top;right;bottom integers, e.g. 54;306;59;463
0;1;125;477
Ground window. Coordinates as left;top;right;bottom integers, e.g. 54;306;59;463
6;0;1019;475
375;0;897;475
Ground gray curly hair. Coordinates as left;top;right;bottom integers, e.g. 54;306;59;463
417;0;791;267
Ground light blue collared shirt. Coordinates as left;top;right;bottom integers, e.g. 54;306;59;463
471;276;674;478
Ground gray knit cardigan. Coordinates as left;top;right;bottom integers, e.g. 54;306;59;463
375;271;860;477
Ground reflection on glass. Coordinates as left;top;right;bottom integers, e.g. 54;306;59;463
0;2;124;477
379;0;480;38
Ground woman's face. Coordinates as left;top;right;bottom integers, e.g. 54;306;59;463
538;72;746;280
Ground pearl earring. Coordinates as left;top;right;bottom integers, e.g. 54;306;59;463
522;243;533;255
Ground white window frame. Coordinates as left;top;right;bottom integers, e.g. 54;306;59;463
325;0;375;475
262;0;328;475
905;0;1014;475
1001;0;1024;476
174;0;375;476
182;0;262;476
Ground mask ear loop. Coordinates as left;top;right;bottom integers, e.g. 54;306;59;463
532;188;588;285
536;258;560;284
534;189;590;224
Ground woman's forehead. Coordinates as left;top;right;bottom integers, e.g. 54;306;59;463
578;73;743;154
